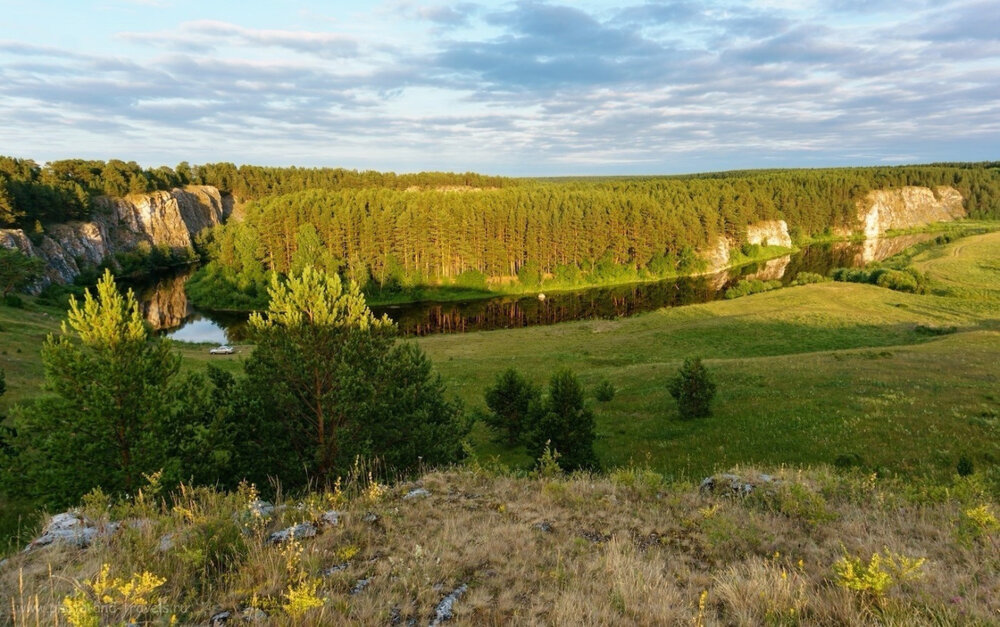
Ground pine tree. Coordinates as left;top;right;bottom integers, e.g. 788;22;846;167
7;270;181;506
246;266;464;484
525;370;598;471
668;357;717;419
483;368;540;445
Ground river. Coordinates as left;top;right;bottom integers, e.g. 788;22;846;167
133;233;933;344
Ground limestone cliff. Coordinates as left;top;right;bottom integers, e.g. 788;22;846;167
832;233;937;266
746;220;792;248
0;185;225;292
701;237;731;272
700;220;793;272
857;186;965;238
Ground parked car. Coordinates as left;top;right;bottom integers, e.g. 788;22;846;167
209;345;235;355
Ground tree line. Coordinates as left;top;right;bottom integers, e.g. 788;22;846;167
0;156;508;229
199;164;1000;295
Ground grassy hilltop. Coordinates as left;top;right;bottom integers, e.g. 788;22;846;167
2;466;998;625
0;228;998;624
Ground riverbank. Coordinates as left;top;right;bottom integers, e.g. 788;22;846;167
185;244;800;314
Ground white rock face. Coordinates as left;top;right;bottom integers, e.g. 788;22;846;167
0;186;225;292
701;237;730;272
858;186;965;238
701;219;790;272
746;220;792;248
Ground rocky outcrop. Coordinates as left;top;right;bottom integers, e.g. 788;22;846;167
746;220;792;248
0;186;225;292
700;220;793;272
24;512;119;552
701;237;730;272
858;186;965;238
95;184;224;252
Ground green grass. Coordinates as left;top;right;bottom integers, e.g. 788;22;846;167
417;230;1000;481
3;230;999;484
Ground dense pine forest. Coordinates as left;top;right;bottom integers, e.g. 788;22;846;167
4;156;1000;305
194;164;1000;303
0;156;505;228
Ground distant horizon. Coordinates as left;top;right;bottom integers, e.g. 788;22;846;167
4;153;998;180
2;1;998;175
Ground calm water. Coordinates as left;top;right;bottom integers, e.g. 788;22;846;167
135;234;933;343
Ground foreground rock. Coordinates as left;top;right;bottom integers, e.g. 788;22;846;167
699;472;780;496
25;512;119;552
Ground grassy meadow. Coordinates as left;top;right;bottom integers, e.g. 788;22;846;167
419;230;1000;482
3;229;999;481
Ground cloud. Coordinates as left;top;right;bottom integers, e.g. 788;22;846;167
0;1;997;172
119;20;360;58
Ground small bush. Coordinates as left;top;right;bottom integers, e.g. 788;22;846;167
957;455;974;477
668;357;716;419
454;268;487;290
831;264;928;294
791;272;828;285
833;549;926;600
3;293;24;308
724;279;781;299
915;324;958;336
834;452;864;469
875;269;920;293
595;380;616;402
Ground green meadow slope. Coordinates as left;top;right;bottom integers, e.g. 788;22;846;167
3;230;999;481
418;230;1000;480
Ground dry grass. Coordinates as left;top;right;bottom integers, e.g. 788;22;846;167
1;466;997;625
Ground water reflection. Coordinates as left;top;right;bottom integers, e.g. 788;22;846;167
134;234;935;340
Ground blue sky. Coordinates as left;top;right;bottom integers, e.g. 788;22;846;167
0;0;997;175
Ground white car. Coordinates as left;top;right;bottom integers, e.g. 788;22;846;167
209;345;235;355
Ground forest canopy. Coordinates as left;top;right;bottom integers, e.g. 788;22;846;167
199;164;1000;291
3;156;999;295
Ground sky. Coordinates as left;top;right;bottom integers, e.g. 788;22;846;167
0;0;997;175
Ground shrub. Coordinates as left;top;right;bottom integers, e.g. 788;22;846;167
595;379;616;402
2;293;23;308
524;370;598;471
668;357;717;419
454;268;487;290
791;272;828;285
875;269;919;293
915;324;957;336
724;279;781;299
831;264;928;294
833;549;926;600
957;455;974;477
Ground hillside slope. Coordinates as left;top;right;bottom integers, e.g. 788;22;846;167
2;467;998;625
